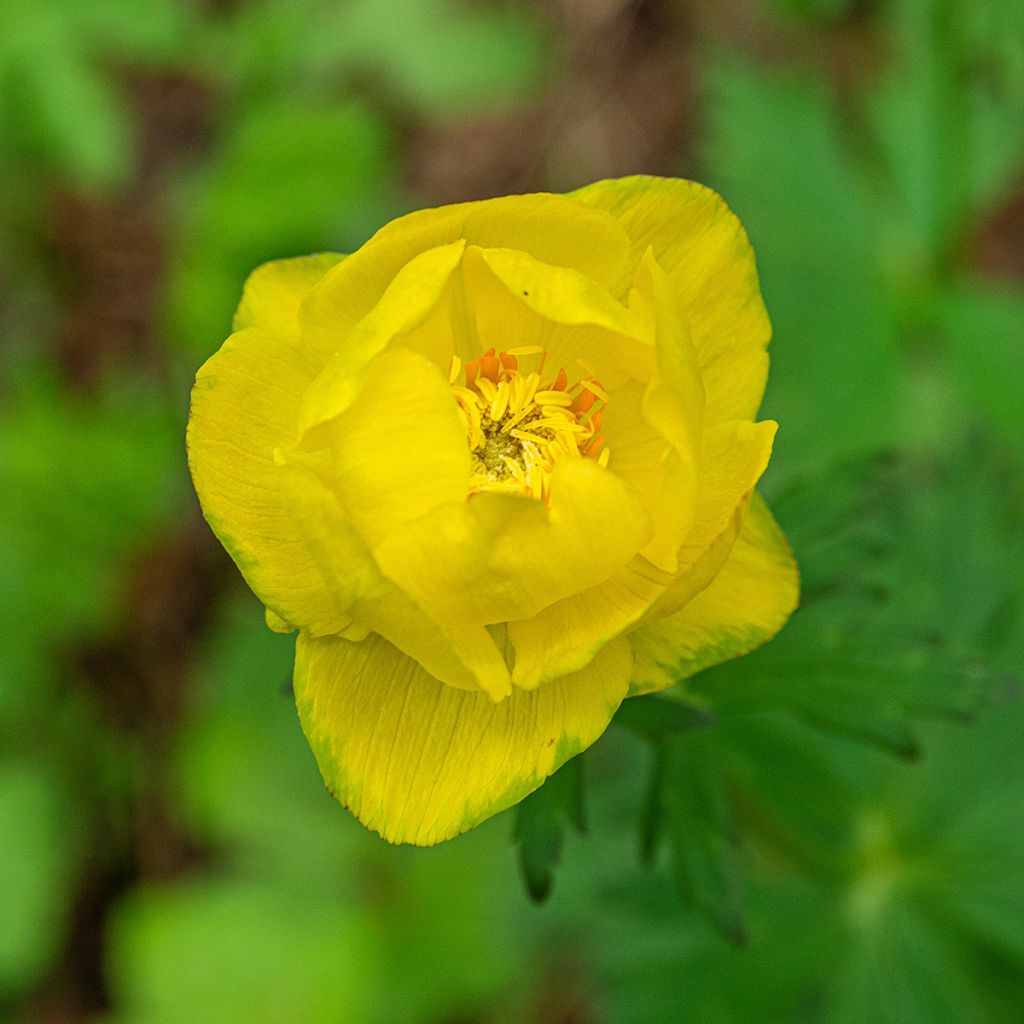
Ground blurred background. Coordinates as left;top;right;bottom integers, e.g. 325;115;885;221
2;0;1023;1021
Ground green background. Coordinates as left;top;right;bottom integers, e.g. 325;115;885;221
2;0;1023;1021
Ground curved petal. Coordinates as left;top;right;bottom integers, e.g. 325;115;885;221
468;246;655;389
233;252;345;339
572;175;771;424
628;249;705;570
629;492;799;695
328;345;469;549
278;458;511;700
187;326;348;636
643;418;777;625
374;457;650;627
294;631;633;845
599;380;681;564
299;194;633;367
298;242;466;439
508;417;777;688
508;554;672;689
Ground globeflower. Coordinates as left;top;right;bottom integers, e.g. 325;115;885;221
187;176;798;846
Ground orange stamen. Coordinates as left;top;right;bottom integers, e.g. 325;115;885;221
571;389;598;416
480;355;500;382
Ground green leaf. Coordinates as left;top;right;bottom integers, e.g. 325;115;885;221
513;756;586;903
938;283;1024;453
0;374;179;726
703;57;903;473
659;732;747;945
0;0;192;188
166;98;393;364
613;694;717;740
204;0;550;116
175;595;364;888
0;762;79;999
105;880;380;1024
871;0;1024;249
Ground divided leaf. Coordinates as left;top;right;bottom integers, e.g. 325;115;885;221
513;756;586;903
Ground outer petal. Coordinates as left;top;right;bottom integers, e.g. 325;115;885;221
642;418;777;624
297;241;466;440
294;631;633;845
278;459;512;700
187;256;347;635
299;194;633;367
628;249;705;571
572;175;771;424
233;252;345;339
629;492;799;695
508;418;777;688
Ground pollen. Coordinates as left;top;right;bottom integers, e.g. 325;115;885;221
450;347;610;502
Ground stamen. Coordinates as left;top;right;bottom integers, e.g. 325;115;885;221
450;346;611;503
534;390;574;407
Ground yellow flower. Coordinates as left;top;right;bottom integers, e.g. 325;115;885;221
187;176;799;846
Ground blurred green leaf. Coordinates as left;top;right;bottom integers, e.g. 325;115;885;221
175;595;364;888
105;879;379;1024
204;0;549;116
166;98;393;364
658;732;747;945
0;374;180;724
514;756;586;903
0;0;192;188
0;762;79;999
874;0;1024;238
613;694;717;740
704;58;903;472
868;2;975;272
937;283;1024;452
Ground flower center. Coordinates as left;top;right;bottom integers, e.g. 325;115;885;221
449;347;608;502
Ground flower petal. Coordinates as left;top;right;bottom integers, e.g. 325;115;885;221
628;249;705;570
643;418;777;623
328;345;469;549
573;175;771;423
629;492;799;695
298;195;633;367
508;555;672;689
298;241;466;438
233;253;345;340
278;458;511;700
187;326;349;636
468;246;655;388
294;631;632;845
374;457;650;627
508;418;777;688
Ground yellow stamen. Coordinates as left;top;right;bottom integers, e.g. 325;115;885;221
450;347;611;504
534;390;574;407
